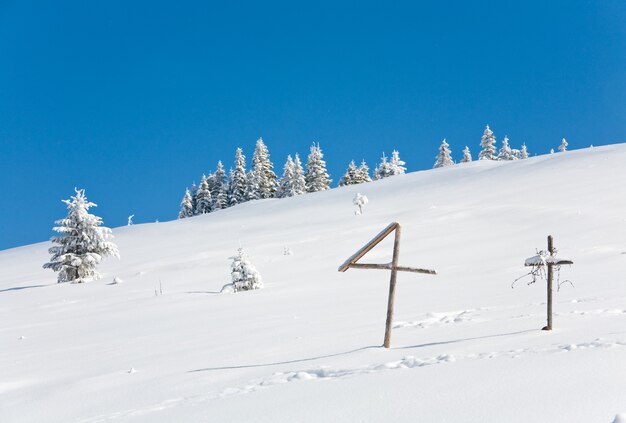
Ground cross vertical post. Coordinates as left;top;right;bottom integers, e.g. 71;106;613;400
383;224;401;348
543;235;554;331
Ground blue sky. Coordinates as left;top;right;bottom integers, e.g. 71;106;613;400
0;0;624;250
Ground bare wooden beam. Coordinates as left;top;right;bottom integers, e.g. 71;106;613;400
383;224;401;348
348;263;392;270
348;263;437;275
397;266;437;275
337;222;399;272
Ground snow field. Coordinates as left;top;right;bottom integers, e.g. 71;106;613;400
2;144;626;422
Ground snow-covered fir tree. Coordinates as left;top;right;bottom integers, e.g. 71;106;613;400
354;160;372;183
497;136;517;161
519;143;529;159
305;143;331;192
251;137;278;199
194;175;212;214
374;153;391;180
244;170;258;201
478;125;497;160
228;148;248;206
339;160;358;186
190;182;198;214
550;148;555;154
229;247;263;292
559;138;568;152
277;155;298;198
292;153;307;195
389;150;407;175
461;146;472;163
178;188;194;219
434;138;454;168
209;161;228;210
43;188;119;283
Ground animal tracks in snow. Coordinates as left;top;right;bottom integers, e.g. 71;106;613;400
220;339;626;398
79;338;626;422
394;309;481;329
393;298;624;332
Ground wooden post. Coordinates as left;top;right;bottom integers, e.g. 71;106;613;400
338;222;436;348
383;224;401;348
543;235;554;331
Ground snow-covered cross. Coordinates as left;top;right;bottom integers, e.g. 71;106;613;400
523;235;573;331
338;222;437;348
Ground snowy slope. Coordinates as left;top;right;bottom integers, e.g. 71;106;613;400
2;145;626;422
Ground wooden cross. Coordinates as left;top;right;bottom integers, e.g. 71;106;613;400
338;222;437;348
524;235;573;331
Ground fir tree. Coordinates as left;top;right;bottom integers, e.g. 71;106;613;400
229;247;263;292
209;161;228;210
229;148;248;206
389;150;407;175
374;153;391;180
519;143;529;159
251;137;277;199
244;171;258;201
277;155;297;198
478;125;497;160
292;153;307;195
339;161;358;186
461;146;472;163
559;138;568;152
190;182;198;215
178;188;194;219
194;175;212;214
43;188;119;283
305;143;331;192
434;139;454;168
354;160;372;184
497;136;517;160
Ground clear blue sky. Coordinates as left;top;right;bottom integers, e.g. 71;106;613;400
1;0;624;250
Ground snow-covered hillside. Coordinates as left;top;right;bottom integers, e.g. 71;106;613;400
2;145;626;422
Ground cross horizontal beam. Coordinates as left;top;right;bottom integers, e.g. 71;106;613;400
348;262;437;275
524;260;573;267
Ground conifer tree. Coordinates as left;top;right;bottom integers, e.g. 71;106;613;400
195;175;213;214
389;150;407;175
374;153;391;180
355;160;372;183
190;182;198;215
229;247;263;292
519;143;529;159
461;146;472;163
209;161;228;210
251;137;278;199
229;148;248;206
178;188;195;219
497;136;517;160
292;153;307;195
244;171;259;201
43;188;119;283
558;138;568;152
339;161;358;186
277;155;297;198
434;139;454;168
478;125;497;160
305;143;331;192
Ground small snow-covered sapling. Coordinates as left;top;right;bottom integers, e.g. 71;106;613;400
353;193;369;215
